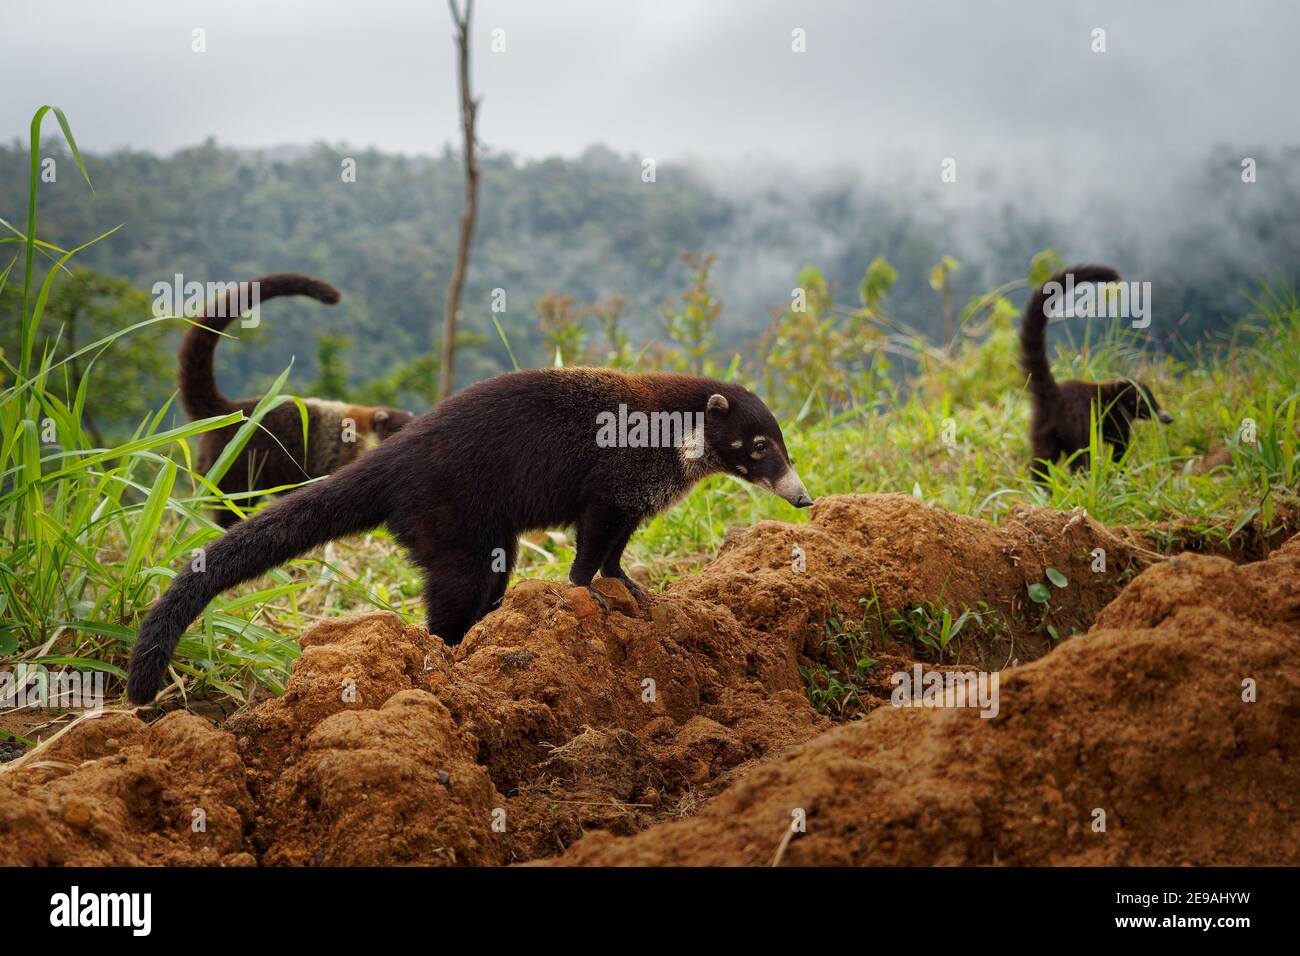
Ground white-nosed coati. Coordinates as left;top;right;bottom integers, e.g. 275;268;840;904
181;274;415;526
1020;265;1173;479
127;367;813;703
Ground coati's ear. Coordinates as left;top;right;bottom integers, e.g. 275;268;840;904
373;409;390;425
706;393;729;417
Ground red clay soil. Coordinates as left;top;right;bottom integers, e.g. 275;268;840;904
553;536;1300;865
0;712;254;865
0;493;1294;866
679;493;1150;668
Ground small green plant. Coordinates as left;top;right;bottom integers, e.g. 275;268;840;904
888;602;971;658
535;292;590;366
801;591;1009;717
1026;567;1070;640
801;597;880;717
658;251;724;376
758;259;893;424
883;597;1005;661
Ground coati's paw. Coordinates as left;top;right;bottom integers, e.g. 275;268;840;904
613;575;650;608
584;584;611;614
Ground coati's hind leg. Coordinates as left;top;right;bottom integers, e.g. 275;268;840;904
483;538;517;616
412;540;510;647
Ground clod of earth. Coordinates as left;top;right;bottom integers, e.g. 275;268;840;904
1;494;1295;866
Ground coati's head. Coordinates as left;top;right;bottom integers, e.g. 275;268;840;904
704;391;813;508
372;407;416;440
1113;381;1174;425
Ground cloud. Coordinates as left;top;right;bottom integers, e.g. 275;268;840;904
3;0;1296;179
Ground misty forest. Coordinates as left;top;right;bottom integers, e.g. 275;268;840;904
1;1;1298;883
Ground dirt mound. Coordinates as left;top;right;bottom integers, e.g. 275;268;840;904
0;712;254;865
221;496;1141;864
254;689;504;865
550;537;1300;865
227;579;826;864
5;493;1289;867
685;493;1147;668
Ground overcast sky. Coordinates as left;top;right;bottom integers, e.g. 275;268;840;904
4;0;1298;183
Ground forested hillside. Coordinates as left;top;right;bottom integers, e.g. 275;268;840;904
2;139;1297;413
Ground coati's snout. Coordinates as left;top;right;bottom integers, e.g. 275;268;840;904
772;467;814;508
705;392;813;508
1128;381;1173;425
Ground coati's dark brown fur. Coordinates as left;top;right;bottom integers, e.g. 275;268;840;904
180;274;414;526
127;368;812;702
1020;264;1173;479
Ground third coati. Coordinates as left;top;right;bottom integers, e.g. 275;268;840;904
1020;264;1173;479
127;367;813;703
181;274;414;526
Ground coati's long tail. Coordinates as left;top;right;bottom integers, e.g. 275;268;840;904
1019;264;1121;400
179;273;341;419
126;453;392;703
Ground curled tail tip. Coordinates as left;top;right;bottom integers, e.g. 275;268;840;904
1050;263;1122;287
256;273;341;306
306;280;341;305
1025;262;1124;322
178;271;340;418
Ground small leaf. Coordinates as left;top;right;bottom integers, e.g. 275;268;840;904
1045;567;1069;588
1229;506;1260;539
1046;623;1061;641
947;609;972;643
1027;582;1051;605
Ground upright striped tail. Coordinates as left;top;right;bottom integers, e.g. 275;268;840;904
1019;264;1121;399
179;273;340;419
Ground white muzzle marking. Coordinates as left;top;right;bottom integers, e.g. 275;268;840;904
772;467;813;507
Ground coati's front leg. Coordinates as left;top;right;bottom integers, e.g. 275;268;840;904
1103;418;1131;462
570;504;643;609
599;521;648;605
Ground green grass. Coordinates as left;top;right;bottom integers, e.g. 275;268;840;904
2;107;1297;708
800;592;1010;717
0;109;414;703
800;597;881;718
591;304;1299;588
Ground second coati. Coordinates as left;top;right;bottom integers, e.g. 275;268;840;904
1020;264;1173;479
126;367;813;703
180;274;414;526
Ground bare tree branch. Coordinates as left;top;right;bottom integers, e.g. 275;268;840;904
440;0;480;400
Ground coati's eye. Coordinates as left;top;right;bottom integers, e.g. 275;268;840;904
753;438;768;454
